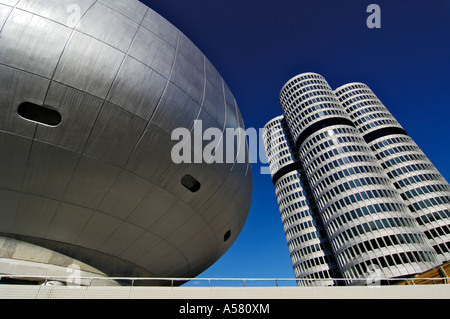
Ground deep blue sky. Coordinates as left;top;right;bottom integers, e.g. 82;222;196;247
141;0;450;279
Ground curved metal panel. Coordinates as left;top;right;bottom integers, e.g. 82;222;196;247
0;9;72;78
53;31;125;99
83;102;147;167
62;155;121;209
107;56;167;120
171;51;205;105
0;0;19;6
203;79;226;128
125;123;178;183
15;193;60;239
47;203;94;243
205;57;223;93
100;221;146;257
21;140;80;199
141;7;178;47
126;184;178;230
77;2;139;52
98;0;148;24
178;32;205;74
0;65;47;137
74;211;122;250
128;26;176;78
224;81;239;129
0;132;32;190
97;170;154;220
150;81;201;134
16;0;95;27
36;82;104;153
0;4;13;28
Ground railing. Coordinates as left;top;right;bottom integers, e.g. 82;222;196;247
1;275;449;287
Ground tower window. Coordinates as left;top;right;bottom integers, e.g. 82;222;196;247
181;174;200;192
18;102;61;127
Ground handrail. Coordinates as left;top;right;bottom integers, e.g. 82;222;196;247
1;275;449;287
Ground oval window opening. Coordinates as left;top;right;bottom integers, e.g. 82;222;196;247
224;230;231;242
18;102;61;127
181;174;201;193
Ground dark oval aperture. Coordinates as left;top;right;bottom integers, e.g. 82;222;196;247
18;102;61;127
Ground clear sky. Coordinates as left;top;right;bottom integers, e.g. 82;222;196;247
141;0;450;279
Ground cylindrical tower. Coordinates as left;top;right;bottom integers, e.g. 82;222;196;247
262;116;339;286
279;73;439;283
335;83;450;263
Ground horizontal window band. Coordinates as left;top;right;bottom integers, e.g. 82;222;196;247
272;161;304;185
363;126;408;144
295;117;356;150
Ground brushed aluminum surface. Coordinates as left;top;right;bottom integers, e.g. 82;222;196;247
0;0;252;281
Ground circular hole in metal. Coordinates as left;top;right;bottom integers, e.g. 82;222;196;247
181;174;200;193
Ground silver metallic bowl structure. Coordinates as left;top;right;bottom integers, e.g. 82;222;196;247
0;0;252;285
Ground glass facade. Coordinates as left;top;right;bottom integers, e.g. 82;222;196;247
264;73;445;285
263;117;339;286
335;83;450;263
